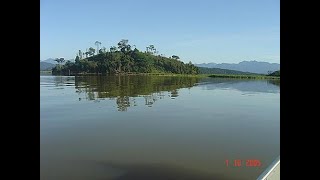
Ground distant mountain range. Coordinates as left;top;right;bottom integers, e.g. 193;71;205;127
40;58;74;64
40;58;74;71
195;61;280;74
198;67;255;75
40;58;58;64
40;62;56;70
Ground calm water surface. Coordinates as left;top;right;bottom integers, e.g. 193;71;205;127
40;75;280;180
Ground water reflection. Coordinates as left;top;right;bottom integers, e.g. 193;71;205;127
41;76;280;111
198;78;280;93
95;161;230;180
74;76;200;111
40;75;280;180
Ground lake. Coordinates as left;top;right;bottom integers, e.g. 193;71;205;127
40;75;280;180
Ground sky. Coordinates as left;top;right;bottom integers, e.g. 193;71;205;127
40;0;280;64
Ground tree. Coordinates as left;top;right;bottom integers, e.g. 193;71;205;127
88;47;95;56
85;48;88;58
117;39;131;53
147;45;155;54
54;57;65;72
100;47;107;53
172;55;180;60
75;56;80;63
113;52;122;73
110;46;117;53
54;57;65;64
149;45;154;50
78;50;83;59
95;41;102;54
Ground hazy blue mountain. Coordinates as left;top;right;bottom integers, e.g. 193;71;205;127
41;58;58;64
197;62;217;67
198;67;256;75
40;58;74;65
195;61;280;74
40;62;56;70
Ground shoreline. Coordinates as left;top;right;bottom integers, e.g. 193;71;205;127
41;71;279;79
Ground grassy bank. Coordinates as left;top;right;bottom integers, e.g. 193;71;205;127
51;72;207;77
40;70;52;74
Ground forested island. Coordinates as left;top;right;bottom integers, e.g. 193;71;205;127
49;39;279;79
52;39;199;75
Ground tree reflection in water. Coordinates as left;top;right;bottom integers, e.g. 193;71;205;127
73;75;200;111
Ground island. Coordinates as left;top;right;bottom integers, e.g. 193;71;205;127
49;39;279;79
52;39;199;76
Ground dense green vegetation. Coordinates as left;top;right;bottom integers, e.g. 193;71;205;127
52;40;199;75
198;67;256;75
267;70;280;77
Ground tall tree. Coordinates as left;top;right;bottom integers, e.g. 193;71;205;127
78;50;83;59
117;39;131;53
101;47;107;53
85;48;88;58
95;41;102;54
75;56;80;63
147;45;155;54
54;57;65;64
54;57;65;70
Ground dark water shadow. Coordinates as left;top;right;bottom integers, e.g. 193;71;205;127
96;161;234;180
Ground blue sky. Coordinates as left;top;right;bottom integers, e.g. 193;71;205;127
40;0;280;64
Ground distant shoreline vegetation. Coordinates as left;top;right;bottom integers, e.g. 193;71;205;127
52;39;199;75
208;73;280;79
267;70;280;77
